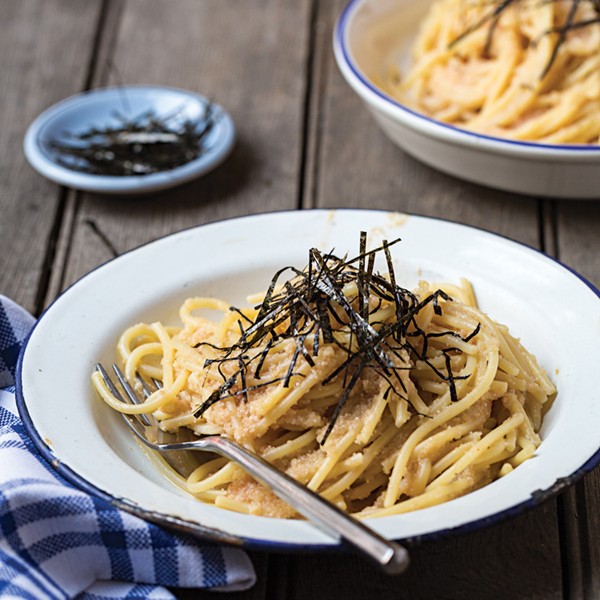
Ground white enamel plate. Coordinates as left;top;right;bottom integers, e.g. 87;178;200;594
16;210;600;548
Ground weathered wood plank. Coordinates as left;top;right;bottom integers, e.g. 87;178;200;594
0;0;103;313
573;474;600;600
49;0;313;299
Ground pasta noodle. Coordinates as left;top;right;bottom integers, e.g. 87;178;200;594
93;237;556;518
386;0;600;144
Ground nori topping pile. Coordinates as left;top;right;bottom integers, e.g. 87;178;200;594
193;234;479;443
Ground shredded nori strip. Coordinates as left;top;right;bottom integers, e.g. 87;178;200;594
444;351;459;403
191;234;480;443
254;336;274;379
449;0;599;79
463;322;482;342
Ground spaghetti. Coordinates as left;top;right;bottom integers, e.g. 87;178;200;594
93;236;556;518
387;0;600;144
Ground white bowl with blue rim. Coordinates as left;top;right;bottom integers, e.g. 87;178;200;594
16;209;600;550
24;85;236;195
333;0;600;199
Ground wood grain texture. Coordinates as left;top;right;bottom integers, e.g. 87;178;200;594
0;0;103;312
50;0;313;297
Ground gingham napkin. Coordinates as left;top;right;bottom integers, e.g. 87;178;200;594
0;295;255;599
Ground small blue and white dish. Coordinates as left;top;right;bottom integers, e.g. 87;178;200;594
24;85;236;195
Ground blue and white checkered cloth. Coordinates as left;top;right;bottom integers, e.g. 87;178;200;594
0;295;255;599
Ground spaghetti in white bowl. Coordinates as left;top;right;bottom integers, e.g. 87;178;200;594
334;0;600;198
16;210;600;548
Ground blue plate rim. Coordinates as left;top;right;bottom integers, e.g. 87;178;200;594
15;207;600;550
334;0;600;155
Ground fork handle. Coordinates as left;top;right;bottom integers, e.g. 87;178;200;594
199;436;409;574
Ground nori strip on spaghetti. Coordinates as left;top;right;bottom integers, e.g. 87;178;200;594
192;233;479;443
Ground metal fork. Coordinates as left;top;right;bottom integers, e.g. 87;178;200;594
96;363;409;574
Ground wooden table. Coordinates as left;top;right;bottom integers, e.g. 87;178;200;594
2;1;600;598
